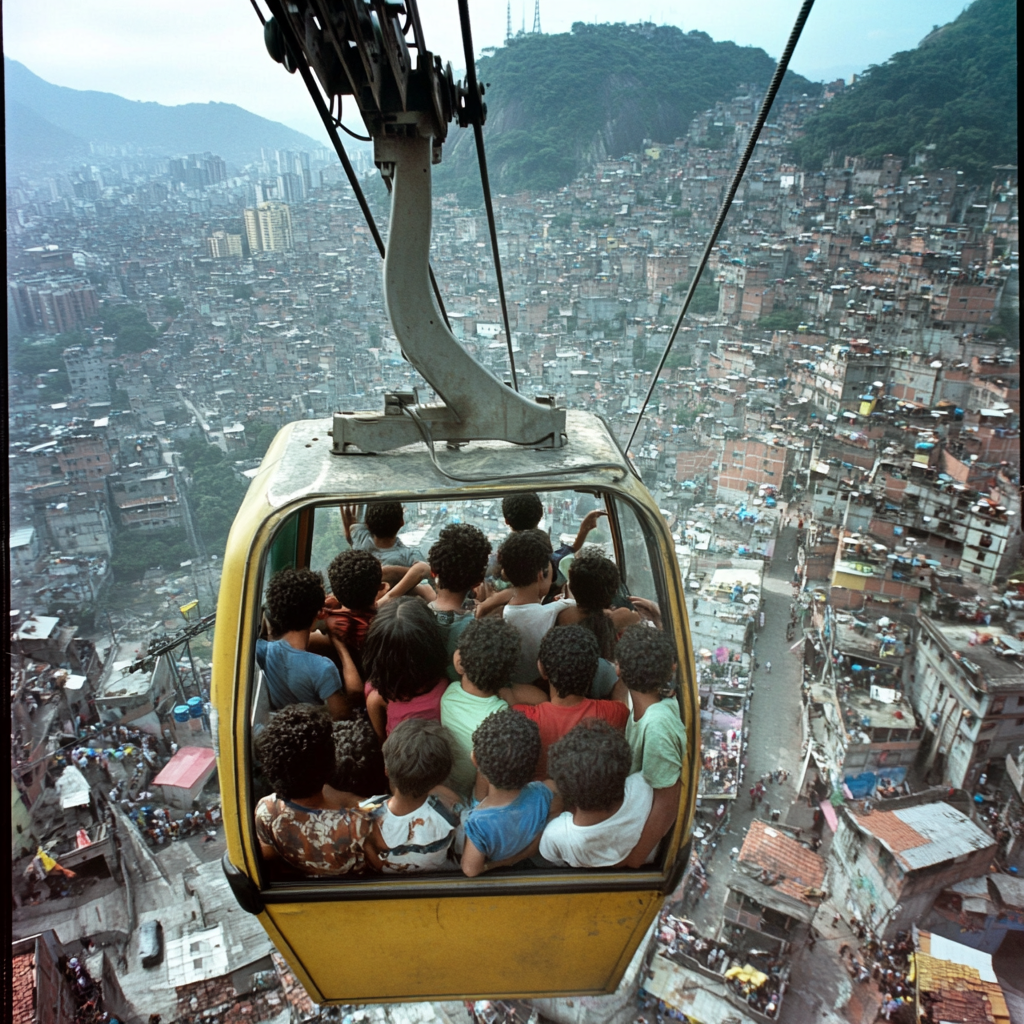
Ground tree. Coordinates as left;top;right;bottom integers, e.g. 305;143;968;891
756;309;803;333
162;296;185;317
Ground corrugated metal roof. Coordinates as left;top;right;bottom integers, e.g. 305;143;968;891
893;803;994;870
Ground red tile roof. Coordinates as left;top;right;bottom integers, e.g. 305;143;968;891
738;820;827;904
12;952;36;1024
848;807;927;853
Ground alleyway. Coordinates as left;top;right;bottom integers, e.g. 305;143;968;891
684;522;879;1024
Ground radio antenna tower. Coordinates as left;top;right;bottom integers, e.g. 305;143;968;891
506;1;512;42
532;0;541;33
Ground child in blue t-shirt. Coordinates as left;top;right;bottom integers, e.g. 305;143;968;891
461;709;561;877
256;568;349;720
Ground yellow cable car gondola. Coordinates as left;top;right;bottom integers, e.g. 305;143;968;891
213;0;698;1004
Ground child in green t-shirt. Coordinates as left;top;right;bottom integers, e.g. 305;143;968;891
614;625;687;867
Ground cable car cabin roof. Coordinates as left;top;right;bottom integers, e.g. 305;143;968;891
253;408;635;510
212;407;697;1005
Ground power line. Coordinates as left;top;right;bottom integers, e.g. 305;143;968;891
625;0;816;454
457;0;520;391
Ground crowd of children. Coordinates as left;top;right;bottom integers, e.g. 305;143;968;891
253;494;688;878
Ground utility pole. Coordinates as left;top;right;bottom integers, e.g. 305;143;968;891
506;1;512;42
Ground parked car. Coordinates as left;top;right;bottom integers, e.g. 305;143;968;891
139;920;164;968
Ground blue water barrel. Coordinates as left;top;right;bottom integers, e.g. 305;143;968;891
173;705;191;723
187;696;204;719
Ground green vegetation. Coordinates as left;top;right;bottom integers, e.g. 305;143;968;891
676;402;708;427
437;23;811;200
111;528;192;582
161;296;185;317
232;283;253;300
792;0;1017;183
8;332;79;397
102;303;158;355
672;278;720;315
178;433;248;556
756;309;803;333
985;304;1019;342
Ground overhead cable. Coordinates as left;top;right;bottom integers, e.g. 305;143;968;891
625;0;816;454
457;0;520;392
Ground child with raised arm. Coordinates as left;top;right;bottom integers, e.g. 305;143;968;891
540;719;657;868
461;709;561;877
360;719;465;873
616;625;687;867
440;618;518;798
257;568;351;720
514;625;628;780
341;501;426;568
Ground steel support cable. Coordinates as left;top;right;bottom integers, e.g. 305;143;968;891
624;0;816;454
252;0;451;327
457;0;520;392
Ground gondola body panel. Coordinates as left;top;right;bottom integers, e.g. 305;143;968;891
211;410;699;1003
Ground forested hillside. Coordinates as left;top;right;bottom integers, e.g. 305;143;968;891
437;22;812;201
791;0;1017;182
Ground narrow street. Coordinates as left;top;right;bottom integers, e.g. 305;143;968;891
684;521;869;1024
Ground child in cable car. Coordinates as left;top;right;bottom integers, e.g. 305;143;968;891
256;568;350;721
254;704;379;877
514;625;627;782
440;618;518;799
617;626;688;864
540;719;658;868
426;522;492;680
461;709;562;877
360;719;465;873
363;597;450;742
342;501;426;568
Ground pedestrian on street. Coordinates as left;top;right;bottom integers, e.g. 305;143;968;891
730;847;739;862
765;661;771;674
832;912;841;927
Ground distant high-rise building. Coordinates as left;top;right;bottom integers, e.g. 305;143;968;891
244;202;293;253
282;171;307;204
206;230;243;259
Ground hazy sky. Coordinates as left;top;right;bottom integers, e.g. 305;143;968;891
3;0;971;142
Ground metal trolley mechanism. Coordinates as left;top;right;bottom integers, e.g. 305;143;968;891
213;0;699;1005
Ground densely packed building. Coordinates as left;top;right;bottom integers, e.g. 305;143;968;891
7;75;1021;1024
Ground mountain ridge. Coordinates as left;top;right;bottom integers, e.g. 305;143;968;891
791;0;1017;182
3;57;323;169
435;23;815;201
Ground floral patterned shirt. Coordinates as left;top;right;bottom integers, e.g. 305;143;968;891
255;794;374;876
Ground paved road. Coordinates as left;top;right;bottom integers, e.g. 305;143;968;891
685;524;869;1023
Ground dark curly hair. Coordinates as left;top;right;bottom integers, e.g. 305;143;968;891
538;625;599;699
364;501;405;539
330;714;387;796
567;550;621;660
254;704;335;799
456;618;521;694
502;492;543;531
498;529;552;588
547;719;631;811
363;597;448;703
472;708;540;791
264;568;326;634
615;624;677;694
428;522;491;593
327;549;382;610
382;719;454;799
